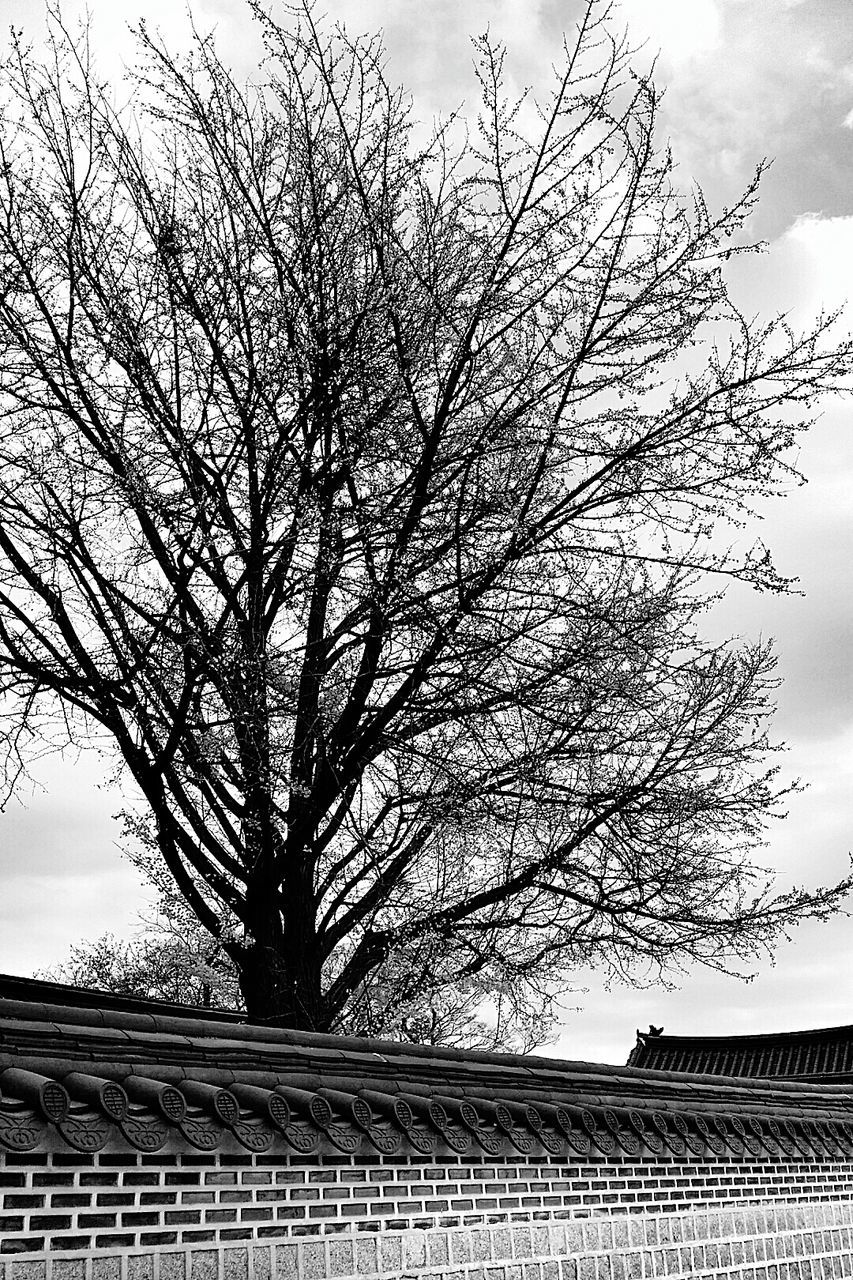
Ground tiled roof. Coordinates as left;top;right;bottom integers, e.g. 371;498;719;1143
628;1025;853;1080
1;973;852;1160
0;970;244;1021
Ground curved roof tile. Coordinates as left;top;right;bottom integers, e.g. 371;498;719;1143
0;972;852;1159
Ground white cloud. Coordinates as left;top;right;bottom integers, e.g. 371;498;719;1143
0;753;149;974
778;213;853;315
622;0;722;63
725;212;853;323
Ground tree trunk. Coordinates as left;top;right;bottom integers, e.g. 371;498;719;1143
237;870;326;1030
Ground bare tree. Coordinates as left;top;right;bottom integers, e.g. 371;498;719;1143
0;0;849;1033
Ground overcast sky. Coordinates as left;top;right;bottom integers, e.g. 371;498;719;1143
0;0;852;1065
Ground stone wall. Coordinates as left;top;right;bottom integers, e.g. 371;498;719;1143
3;1146;853;1279
4;979;853;1279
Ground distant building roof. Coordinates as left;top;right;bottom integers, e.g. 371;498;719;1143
628;1024;853;1080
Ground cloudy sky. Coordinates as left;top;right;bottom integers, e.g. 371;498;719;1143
0;0;852;1065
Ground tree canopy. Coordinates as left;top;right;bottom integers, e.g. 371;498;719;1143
1;0;850;1037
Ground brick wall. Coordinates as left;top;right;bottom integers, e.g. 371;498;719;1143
4;985;853;1278
3;1147;853;1278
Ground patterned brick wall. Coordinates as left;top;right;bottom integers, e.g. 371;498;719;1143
4;985;853;1278
2;1148;853;1278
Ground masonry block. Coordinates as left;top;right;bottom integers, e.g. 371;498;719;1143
128;1256;154;1280
328;1240;353;1277
7;1265;44;1280
51;1264;84;1280
160;1253;187;1280
402;1231;426;1270
251;1246;271;1280
353;1237;377;1276
298;1241;326;1280
272;1245;297;1280
90;1259;120;1280
531;1225;551;1257
222;1250;247;1280
471;1228;492;1263
378;1234;402;1273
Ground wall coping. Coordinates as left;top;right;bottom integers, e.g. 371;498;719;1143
1;975;852;1162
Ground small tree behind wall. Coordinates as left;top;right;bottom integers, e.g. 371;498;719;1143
40;928;242;1013
1;0;851;1034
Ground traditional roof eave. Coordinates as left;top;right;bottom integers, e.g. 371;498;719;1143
629;1022;853;1080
